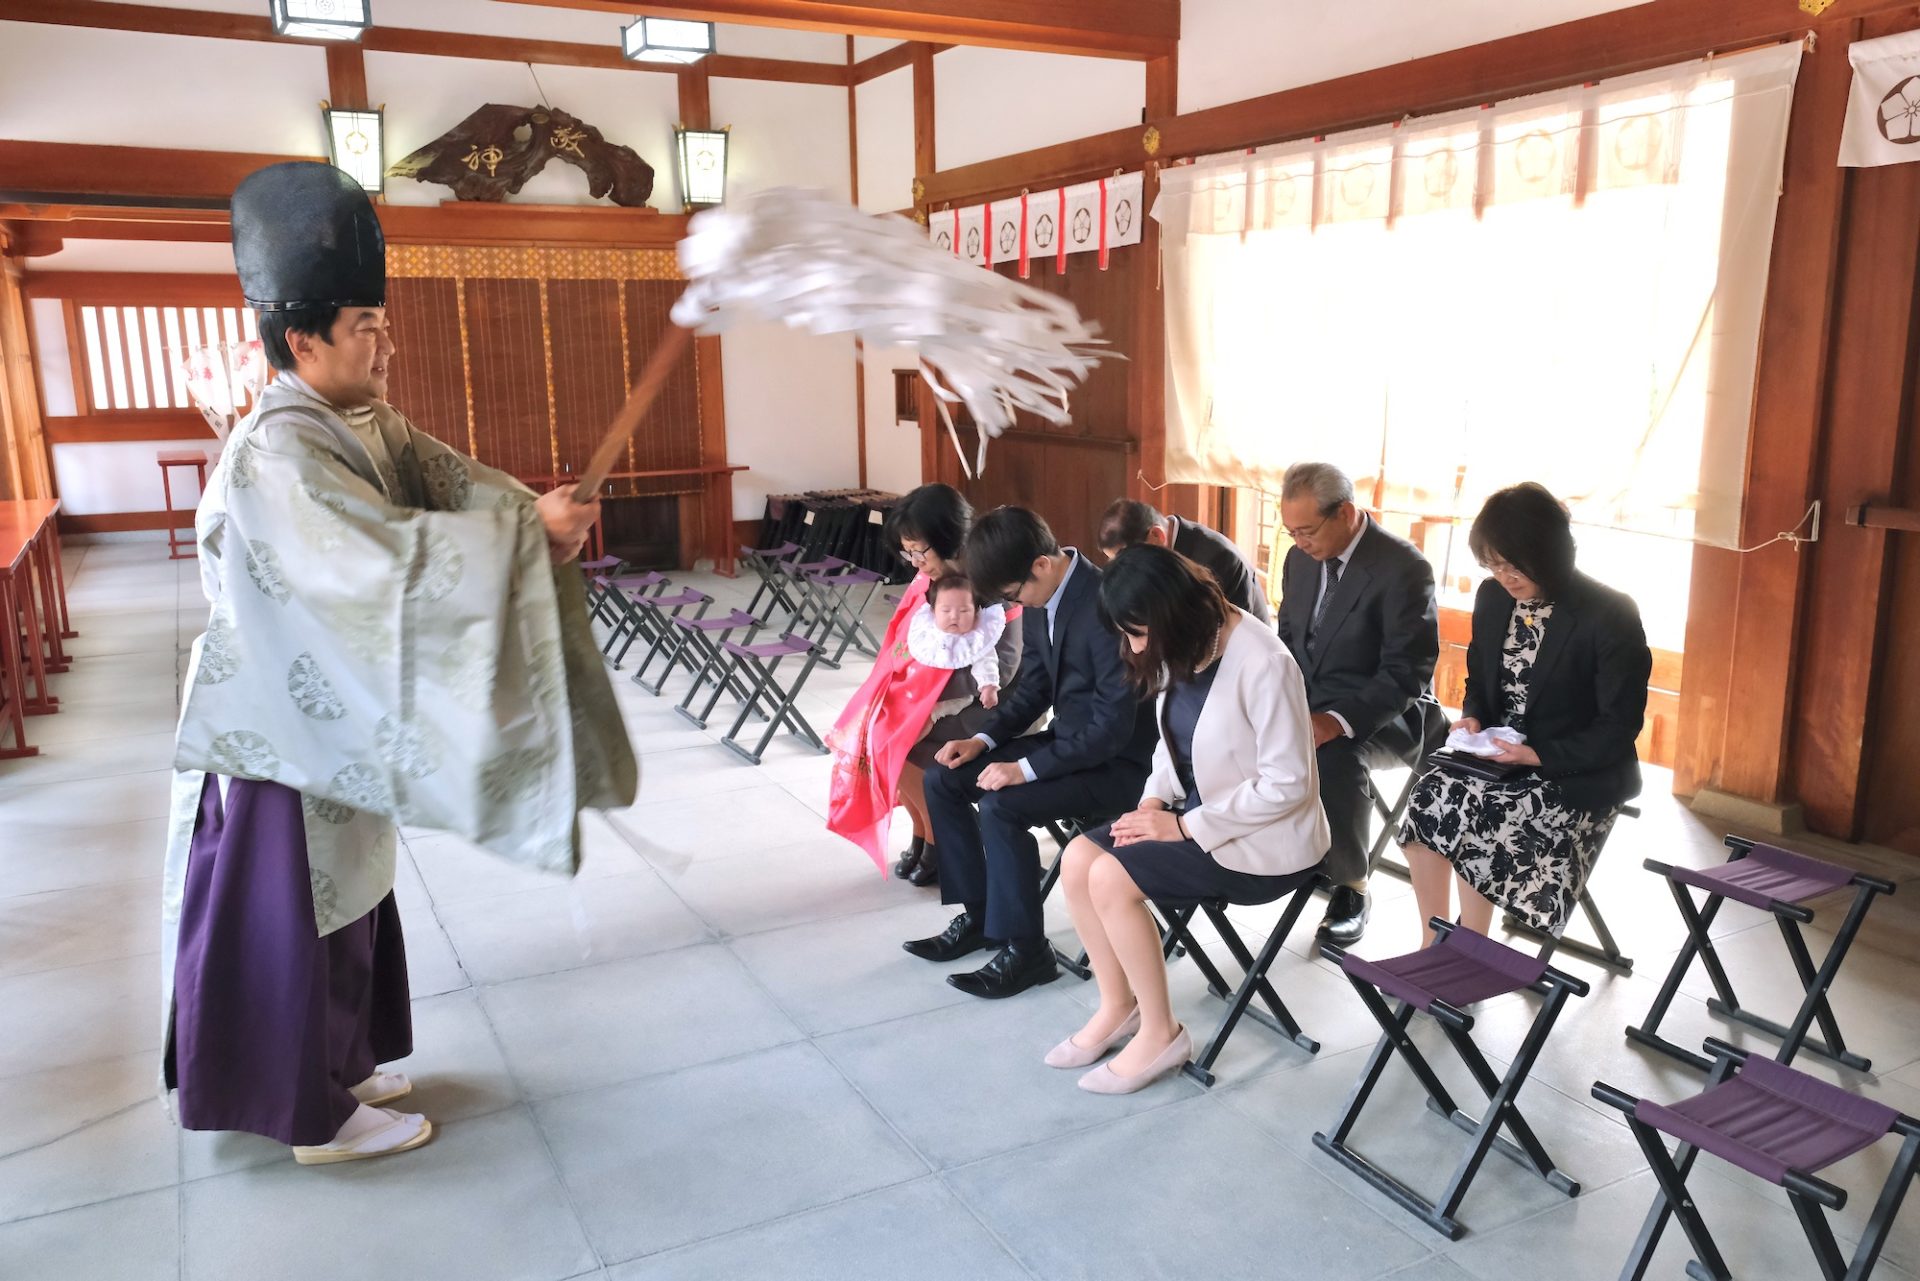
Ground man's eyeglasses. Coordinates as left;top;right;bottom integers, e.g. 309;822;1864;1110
996;579;1029;605
1284;514;1335;542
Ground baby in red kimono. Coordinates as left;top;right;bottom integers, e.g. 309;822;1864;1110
908;575;1008;719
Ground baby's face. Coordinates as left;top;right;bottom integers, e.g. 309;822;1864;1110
932;589;978;635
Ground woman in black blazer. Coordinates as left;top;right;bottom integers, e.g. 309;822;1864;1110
1399;483;1652;944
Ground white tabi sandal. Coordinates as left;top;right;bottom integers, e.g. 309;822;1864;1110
292;1106;434;1166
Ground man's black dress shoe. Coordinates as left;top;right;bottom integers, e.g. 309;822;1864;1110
947;943;1059;999
1317;885;1371;946
903;911;989;962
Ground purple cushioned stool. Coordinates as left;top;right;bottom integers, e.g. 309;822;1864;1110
740;541;803;620
1314;919;1590;1240
1628;835;1895;1072
667;610;768;726
623;588;711;686
798;565;884;668
595;571;671;665
717;633;827;765
1596;1039;1920;1280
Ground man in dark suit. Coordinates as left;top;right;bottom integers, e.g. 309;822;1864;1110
1275;462;1444;945
907;507;1158;999
1096;498;1271;623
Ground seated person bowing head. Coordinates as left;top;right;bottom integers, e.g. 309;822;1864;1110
903;507;1158;999
1049;546;1330;1093
1399;482;1651;946
1096;497;1271;623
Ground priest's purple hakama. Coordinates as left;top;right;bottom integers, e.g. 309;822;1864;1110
163;775;412;1146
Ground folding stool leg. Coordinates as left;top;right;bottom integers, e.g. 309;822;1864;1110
1846;1129;1920;1281
1368;771;1418;882
635;622;700;695
1622;1113;1734;1281
1626;879;1735;1071
1158;908;1238;1002
1429;989;1580;1215
723;650;827;764
1754;884;1879;1070
1786;1190;1848;1281
1183;900;1318;1087
1313;994;1473;1239
719;653;782;763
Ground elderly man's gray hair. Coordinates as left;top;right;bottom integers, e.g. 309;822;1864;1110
1281;462;1355;513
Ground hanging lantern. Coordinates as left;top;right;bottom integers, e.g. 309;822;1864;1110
270;0;370;41
324;104;385;193
622;17;715;64
675;125;730;208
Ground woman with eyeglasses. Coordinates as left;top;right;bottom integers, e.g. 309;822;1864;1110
825;484;1023;885
1398;482;1651;946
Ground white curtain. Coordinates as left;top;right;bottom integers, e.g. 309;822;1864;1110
1152;43;1803;548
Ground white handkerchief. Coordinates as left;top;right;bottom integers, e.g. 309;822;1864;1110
1446;725;1527;757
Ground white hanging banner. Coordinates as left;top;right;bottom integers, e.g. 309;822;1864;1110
956;205;988;266
1840;29;1920;166
930;171;1146;266
1104;170;1145;248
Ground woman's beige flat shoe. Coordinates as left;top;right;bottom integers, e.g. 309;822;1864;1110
1044;1007;1141;1069
1076;1025;1192;1095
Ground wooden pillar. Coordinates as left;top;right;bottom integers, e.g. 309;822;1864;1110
848;35;869;488
324;43;368;110
0;236;53;503
1786;15;1920;837
1675;21;1852;827
677;65;736;573
1129;55;1197;520
911;42;941;487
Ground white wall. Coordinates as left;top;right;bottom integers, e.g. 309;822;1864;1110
854;67;915;213
1177;0;1653;114
27;241;237;275
705;79;860;517
0;22;327;153
861;343;922;495
933;46;1145;171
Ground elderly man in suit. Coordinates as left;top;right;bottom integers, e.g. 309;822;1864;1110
1095;498;1272;623
906;506;1159;999
1275;462;1444;945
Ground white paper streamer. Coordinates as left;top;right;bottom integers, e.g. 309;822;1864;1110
672;187;1107;476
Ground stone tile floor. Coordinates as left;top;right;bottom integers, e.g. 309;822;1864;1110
3;539;1918;1279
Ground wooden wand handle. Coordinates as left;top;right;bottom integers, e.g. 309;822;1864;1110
571;323;693;500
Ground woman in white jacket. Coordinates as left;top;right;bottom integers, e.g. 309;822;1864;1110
1049;545;1330;1094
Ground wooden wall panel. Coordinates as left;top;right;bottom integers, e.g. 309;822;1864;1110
547;278;627;486
618;280;704;495
385;277;469;453
463;278;552;483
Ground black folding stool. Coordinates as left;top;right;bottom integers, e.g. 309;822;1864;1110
1496;803;1640;975
1595;1039;1920;1281
579;555;624;629
739;541;803;619
596;572;672;666
1037;815;1124;980
1153;874;1329;1086
1314;920;1589;1239
800;565;885;667
1364;698;1449;883
672;610;770;729
717;633;828;765
778;555;849;636
1626;835;1894;1072
624;588;712;689
633;599;746;698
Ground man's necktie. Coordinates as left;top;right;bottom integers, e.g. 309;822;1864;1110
1306;559;1342;656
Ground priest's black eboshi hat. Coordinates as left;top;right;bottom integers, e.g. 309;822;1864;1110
231;162;386;313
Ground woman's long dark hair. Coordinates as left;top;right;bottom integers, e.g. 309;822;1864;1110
885;483;971;561
1098;544;1230;695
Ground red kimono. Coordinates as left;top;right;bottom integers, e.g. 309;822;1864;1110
826;575;1016;872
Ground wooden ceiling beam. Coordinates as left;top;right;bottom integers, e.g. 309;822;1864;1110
0;141;327;205
504;0;1178;59
0;0;851;84
851;39;949;84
